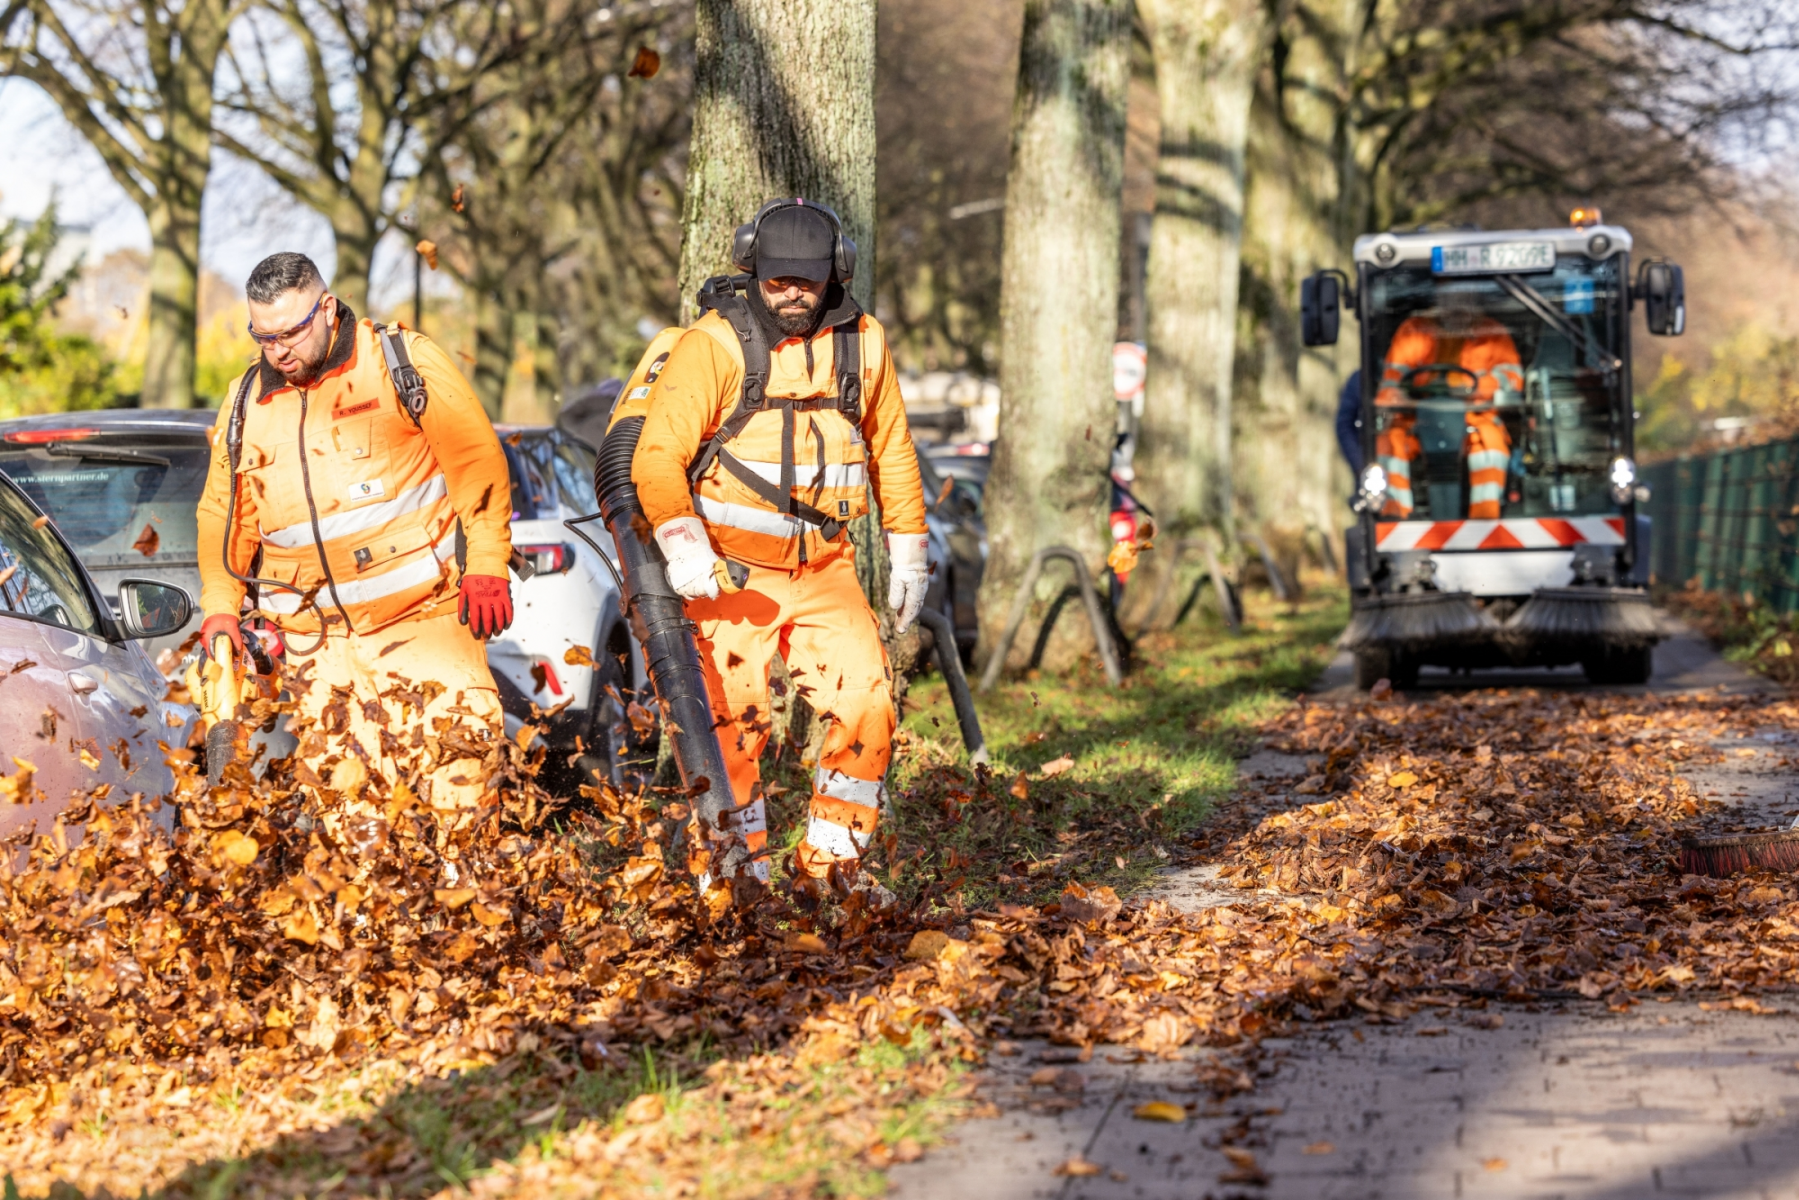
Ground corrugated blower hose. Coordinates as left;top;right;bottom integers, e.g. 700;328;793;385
592;417;755;885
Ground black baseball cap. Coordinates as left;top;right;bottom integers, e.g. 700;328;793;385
756;204;837;282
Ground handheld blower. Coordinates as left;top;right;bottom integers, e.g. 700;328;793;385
590;416;756;886
185;624;277;785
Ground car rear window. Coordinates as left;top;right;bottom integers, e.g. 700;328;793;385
0;436;211;567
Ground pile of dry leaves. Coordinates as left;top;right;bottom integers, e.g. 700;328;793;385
0;674;1795;1196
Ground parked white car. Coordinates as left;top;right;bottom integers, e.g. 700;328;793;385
490;426;647;784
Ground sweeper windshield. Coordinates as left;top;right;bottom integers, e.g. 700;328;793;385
1364;255;1626;522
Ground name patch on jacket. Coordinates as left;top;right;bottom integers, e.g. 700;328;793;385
335;399;380;418
348;479;385;501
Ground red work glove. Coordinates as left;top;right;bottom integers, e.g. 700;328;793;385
199;614;244;661
458;574;513;639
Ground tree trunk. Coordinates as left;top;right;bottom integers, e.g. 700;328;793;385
139;0;230;409
471;290;510;420
141;201;202;410
531;308;562;418
1234;0;1359;551
1121;0;1271;623
679;0;877;318
326;196;380;318
975;0;1130;674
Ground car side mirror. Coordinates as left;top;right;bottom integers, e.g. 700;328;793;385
117;579;193;639
1637;260;1686;336
1300;272;1341;347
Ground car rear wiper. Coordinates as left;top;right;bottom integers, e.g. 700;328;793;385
1494;274;1623;373
46;444;170;468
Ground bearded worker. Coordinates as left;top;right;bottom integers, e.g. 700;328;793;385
195;252;514;811
630;199;929;906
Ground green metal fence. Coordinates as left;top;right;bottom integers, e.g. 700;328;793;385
1640;438;1799;608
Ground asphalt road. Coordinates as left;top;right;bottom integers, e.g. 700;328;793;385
893;618;1799;1200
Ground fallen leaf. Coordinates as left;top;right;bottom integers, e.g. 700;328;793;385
131;524;159;557
904;930;950;961
623;1093;664;1124
1038;754;1076;779
213;830;259;866
785;931;829;955
1053;1158;1102;1177
1132;1101;1187;1123
1484;1157;1508;1171
282;910;319;945
563;645;595;667
1304;1141;1335;1155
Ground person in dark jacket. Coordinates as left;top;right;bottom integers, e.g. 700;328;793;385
1335;369;1364;476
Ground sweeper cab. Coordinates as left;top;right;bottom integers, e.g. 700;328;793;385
1300;210;1687;689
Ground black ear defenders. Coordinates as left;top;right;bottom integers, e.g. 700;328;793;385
731;198;857;282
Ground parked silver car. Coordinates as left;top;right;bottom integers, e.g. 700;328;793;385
0;466;195;837
0;411;215;658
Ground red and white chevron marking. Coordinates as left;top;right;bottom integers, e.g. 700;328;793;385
1375;517;1625;552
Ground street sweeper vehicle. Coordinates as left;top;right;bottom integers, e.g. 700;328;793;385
1300;210;1688;689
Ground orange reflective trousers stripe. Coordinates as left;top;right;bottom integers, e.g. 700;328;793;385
684;551;895;881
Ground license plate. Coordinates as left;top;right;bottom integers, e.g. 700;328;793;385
1432;241;1555;275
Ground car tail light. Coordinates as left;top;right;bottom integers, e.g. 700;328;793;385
4;429;100;443
517;543;575;574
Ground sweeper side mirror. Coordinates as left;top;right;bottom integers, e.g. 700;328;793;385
1300;273;1340;347
1637;260;1686;336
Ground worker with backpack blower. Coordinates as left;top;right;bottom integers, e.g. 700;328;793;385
625;199;929;910
193;252;514;813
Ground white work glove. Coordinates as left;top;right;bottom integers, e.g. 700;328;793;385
888;532;930;634
655;516;722;601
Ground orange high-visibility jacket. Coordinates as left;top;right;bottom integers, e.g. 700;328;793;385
1376;314;1523;519
631;295;927;570
196;314;512;635
606;326;685;435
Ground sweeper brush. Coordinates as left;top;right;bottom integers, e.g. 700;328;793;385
1679;826;1799;877
1502;588;1661;649
1338;591;1496;653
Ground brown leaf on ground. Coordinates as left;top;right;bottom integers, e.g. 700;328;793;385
1054;1157;1102;1177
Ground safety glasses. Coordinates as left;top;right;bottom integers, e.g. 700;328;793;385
247;295;326;346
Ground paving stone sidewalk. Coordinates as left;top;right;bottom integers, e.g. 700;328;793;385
894;630;1799;1200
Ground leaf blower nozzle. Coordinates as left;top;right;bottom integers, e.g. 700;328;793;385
595;416;752;885
187;631;247;786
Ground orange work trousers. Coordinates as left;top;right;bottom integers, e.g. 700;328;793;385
284;608;504;816
684;549;896;883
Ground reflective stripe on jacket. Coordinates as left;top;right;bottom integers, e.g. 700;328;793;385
632;299;927;571
196;315;512;635
1377;419;1421;518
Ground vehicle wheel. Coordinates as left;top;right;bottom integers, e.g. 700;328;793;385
1583;643;1653;686
1390;653;1421;690
1354;647;1391;690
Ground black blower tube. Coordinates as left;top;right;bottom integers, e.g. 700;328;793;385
595;417;750;883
